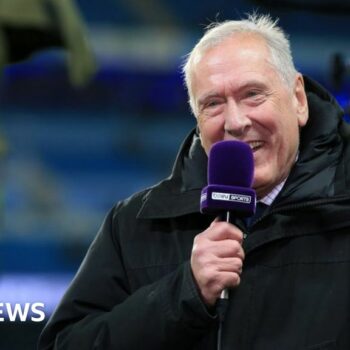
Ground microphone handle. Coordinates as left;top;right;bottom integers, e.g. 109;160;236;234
220;289;229;300
216;211;231;322
220;211;231;301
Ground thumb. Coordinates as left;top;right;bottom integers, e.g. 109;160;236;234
210;217;220;227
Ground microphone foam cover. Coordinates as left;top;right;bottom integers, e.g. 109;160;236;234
208;141;254;187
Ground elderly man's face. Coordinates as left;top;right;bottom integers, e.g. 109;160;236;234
192;34;308;198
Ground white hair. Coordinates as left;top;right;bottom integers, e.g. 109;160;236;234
182;13;298;116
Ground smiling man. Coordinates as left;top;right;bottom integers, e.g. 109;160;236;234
190;30;308;199
39;14;350;350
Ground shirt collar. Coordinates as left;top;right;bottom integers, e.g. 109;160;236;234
259;178;287;206
259;152;299;206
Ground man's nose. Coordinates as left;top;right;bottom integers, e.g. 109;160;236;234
224;101;251;137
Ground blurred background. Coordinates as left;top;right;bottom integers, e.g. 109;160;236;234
0;0;350;348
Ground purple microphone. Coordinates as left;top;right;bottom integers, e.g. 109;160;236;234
200;140;256;217
200;141;257;318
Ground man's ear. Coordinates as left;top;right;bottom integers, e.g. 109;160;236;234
294;74;309;127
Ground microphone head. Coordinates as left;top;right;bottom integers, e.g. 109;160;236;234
200;140;256;216
208;141;254;187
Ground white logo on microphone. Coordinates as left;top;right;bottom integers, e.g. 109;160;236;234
212;192;251;204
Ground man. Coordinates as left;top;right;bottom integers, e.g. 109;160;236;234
39;14;350;349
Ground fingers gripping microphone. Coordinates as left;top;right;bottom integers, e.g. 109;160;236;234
200;141;256;323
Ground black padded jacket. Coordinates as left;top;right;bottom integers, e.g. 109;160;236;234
39;77;350;350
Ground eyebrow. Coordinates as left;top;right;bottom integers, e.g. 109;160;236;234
197;92;222;107
237;80;268;91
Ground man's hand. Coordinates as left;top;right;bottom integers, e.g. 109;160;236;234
190;220;245;306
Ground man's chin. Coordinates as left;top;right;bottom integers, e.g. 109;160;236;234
252;175;273;199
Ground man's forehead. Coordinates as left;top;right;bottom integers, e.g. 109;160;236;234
200;32;268;59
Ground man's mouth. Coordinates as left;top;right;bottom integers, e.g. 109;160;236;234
247;141;264;153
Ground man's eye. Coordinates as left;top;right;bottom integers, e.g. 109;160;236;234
246;90;260;98
244;90;266;105
206;100;221;108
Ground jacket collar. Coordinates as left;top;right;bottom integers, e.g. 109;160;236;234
137;129;207;219
138;76;348;219
273;76;346;206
